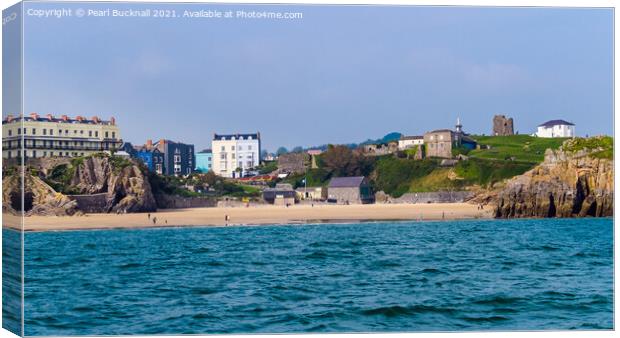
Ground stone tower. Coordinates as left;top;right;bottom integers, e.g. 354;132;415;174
493;115;514;136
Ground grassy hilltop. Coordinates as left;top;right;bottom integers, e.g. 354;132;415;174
281;135;610;198
468;135;568;162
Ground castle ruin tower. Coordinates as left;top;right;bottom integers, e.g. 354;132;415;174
493;115;514;136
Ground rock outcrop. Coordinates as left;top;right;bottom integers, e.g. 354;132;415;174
2;155;157;215
2;172;79;216
494;143;613;218
68;156;157;213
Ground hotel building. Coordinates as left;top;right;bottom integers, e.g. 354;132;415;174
2;113;122;159
212;133;261;178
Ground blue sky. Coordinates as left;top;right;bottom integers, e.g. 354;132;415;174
18;3;613;151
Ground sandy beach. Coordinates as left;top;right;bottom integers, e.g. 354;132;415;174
3;203;493;232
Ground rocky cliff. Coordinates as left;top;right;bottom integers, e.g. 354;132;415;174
2;171;79;216
2;155;157;215
494;138;613;218
68;156;157;213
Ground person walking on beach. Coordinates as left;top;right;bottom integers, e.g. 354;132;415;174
225;214;229;226
152;217;157;225
148;213;151;220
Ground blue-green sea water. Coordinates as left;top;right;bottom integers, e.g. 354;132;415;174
12;218;615;335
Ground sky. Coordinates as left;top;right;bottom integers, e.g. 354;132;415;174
13;2;614;152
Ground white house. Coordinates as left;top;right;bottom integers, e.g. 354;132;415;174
398;135;424;150
535;120;575;138
212;133;261;178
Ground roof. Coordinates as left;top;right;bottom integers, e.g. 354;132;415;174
539;119;575;127
329;176;366;188
427;129;454;134
3;114;115;125
400;135;423;140
198;149;212;154
213;133;260;141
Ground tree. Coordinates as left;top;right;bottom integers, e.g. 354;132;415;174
291;146;304;153
321;144;374;177
276;147;288;156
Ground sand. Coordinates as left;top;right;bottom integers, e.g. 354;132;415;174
3;203;493;232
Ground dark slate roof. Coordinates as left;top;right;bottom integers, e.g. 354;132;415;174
213;133;260;141
198;149;212;154
428;129;454;134
329;176;366;188
539;119;574;127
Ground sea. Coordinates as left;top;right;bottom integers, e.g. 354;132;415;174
3;218;614;335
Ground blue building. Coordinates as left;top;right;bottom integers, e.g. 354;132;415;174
195;149;213;173
121;141;165;174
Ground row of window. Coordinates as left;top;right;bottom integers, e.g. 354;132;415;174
6;150;87;159
7;128;116;139
219;145;254;151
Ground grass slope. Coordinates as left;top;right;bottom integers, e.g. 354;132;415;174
468;135;567;163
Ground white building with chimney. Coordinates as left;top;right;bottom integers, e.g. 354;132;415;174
535;120;575;138
212;133;261;178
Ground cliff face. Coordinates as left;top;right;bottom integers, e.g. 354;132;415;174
2;172;79;216
69;156;157;213
2;155;157;215
494;146;613;218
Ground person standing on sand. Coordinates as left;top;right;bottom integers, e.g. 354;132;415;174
152;217;157;225
148;213;151;220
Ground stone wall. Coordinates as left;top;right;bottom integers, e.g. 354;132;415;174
156;194;217;209
384;191;474;204
68;193;109;213
328;187;362;204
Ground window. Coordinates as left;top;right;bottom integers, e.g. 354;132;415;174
49;129;53;135
89;131;92;137
174;155;181;163
95;131;98;137
32;128;36;135
43;151;47;157
248;145;252;150
105;131;109;138
247;161;252;167
232;146;235;151
112;132;115;139
65;130;68;135
220;153;226;159
17;128;21;135
74;130;77;134
232;153;235;159
238;145;243;151
221;146;225;151
43;129;47;135
8;130;12;136
33;151;37;158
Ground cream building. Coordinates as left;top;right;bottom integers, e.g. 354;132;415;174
2;113;122;159
398;135;424;150
211;132;261;178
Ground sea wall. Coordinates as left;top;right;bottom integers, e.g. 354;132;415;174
378;191;474;204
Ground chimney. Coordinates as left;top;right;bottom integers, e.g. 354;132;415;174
159;139;166;145
6;114;13;123
46;114;54;121
61;114;69;122
146;139;153;149
30;112;39;120
92;116;100;123
110;117;116;125
76;115;84;122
